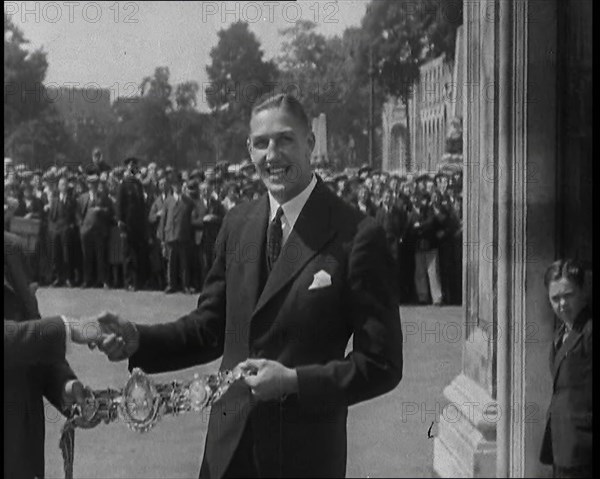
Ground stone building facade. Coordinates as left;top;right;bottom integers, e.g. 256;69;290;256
432;1;592;477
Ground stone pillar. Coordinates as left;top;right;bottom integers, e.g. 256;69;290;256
433;1;560;477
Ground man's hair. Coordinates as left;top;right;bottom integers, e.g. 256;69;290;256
544;259;587;289
250;93;310;132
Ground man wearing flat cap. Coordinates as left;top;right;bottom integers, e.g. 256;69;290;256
77;174;113;288
116;157;148;291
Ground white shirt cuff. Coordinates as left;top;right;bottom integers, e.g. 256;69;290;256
61;315;74;356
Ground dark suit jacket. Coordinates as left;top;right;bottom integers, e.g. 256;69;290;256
540;307;592;468
149;193;169;243
129;180;403;478
375;205;403;260
77;192;113;237
4;232;76;479
14;197;44;220
190;197;225;250
48;194;77;234
116;176;147;240
411;205;440;251
162;194;194;243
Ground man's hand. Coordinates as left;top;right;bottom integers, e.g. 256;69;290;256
69;312;116;346
240;359;298;402
63;380;101;428
97;314;140;361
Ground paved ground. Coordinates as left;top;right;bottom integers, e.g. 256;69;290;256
37;288;463;478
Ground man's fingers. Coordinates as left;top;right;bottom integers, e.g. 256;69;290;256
244;375;259;388
99;334;124;357
240;358;266;375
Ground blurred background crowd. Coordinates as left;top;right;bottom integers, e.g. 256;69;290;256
4;149;462;305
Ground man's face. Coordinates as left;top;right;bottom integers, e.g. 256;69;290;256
93;152;102;164
357;186;368;203
58;178;67;193
437;176;448;192
248;107;315;204
382;190;393;207
158;179;168;193
548;277;587;326
227;187;238;200
199;185;209;199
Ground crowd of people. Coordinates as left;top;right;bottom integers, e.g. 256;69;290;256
4;147;463;305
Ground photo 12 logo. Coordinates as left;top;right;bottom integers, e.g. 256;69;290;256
4;2;140;24
201;1;340;24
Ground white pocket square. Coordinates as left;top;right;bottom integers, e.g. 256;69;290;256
308;270;332;290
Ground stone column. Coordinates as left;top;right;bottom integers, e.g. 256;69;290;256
433;1;559;477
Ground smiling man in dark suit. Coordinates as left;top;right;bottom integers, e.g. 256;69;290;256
98;93;403;478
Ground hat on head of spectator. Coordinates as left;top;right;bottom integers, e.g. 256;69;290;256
333;173;348;183
434;172;449;182
148;162;157;170
86;173;99;184
165;166;174;173
358;163;372;176
190;169;204;181
123;157;139;167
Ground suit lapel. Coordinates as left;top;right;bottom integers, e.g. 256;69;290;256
551;312;589;381
237;195;269;313
252;182;336;318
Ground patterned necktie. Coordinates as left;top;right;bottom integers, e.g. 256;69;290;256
266;207;284;273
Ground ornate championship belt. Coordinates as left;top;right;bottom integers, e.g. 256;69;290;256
59;366;249;479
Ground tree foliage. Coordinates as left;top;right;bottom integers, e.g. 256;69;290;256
276;22;383;169
205;22;279;162
108;67;212;168
360;0;463;101
4;13;73;166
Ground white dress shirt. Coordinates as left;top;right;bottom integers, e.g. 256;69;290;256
267;174;317;245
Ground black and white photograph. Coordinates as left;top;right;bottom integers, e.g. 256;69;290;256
4;1;592;478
